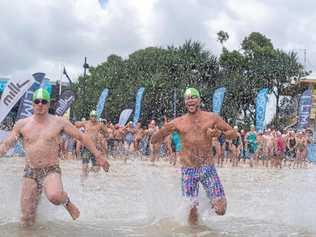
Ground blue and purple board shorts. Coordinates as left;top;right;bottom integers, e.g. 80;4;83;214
181;164;225;204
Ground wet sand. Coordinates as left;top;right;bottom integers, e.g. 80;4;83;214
0;157;315;237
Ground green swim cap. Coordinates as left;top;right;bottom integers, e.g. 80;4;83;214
184;88;200;98
32;88;51;102
90;110;97;117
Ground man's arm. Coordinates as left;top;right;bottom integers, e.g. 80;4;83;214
214;115;237;140
151;122;176;144
62;119;109;171
100;123;109;138
0;120;23;157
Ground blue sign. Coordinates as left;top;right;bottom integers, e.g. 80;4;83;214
256;88;269;132
133;87;145;126
212;87;226;114
307;144;316;162
96;88;109;119
297;89;312;130
119;109;133;127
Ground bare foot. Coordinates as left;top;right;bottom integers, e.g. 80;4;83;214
188;206;198;225
65;201;80;220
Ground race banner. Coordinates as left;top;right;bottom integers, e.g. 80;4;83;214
16;72;45;120
297;89;313;130
0;74;34;123
55;89;76;116
212;87;226;114
132;87;145;126
119;109;133;127
307;144;316;162
96;88;109;119
255;88;269;132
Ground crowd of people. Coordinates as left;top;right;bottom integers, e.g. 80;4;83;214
61;115;313;172
0;87;314;227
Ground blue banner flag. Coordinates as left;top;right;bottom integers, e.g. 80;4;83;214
255;88;269;132
96;88;109;119
297;89;313;130
119;109;133;127
132;87;145;126
307;144;316;162
16;72;45;120
212;87;226;114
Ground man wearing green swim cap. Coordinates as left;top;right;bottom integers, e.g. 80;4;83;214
32;88;51;115
75;109;109;177
151;87;237;225
0;88;109;226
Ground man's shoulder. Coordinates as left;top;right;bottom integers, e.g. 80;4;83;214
14;117;30;130
50;115;71;126
200;111;219;118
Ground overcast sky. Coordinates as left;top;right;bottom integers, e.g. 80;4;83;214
1;0;315;81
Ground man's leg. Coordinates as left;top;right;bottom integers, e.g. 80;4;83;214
20;178;41;227
43;173;80;220
201;165;227;216
181;167;199;225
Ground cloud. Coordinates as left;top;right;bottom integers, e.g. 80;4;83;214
0;0;315;81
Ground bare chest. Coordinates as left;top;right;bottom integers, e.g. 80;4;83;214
21;121;62;145
85;123;100;134
178;117;214;144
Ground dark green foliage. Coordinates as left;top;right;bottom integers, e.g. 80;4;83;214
72;34;305;129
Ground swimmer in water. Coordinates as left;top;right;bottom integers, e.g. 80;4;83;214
0;89;109;227
151;88;237;225
75;110;110;177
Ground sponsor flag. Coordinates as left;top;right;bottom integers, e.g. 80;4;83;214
297;89;313;130
119;109;133;127
307;144;316;162
55;89;76;116
255;88;269;132
16;72;45;120
212;87;226;114
96;88;109;119
0;74;34;123
132;87;145;126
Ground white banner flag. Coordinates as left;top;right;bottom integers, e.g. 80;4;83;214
0;74;34;124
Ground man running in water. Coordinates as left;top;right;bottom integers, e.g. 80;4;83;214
0;89;109;227
75;110;109;177
151;88;237;225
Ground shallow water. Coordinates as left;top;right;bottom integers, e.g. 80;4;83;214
0;157;315;237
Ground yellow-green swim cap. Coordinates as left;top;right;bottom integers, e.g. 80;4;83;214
32;88;51;102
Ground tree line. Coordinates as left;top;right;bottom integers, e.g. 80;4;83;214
72;32;307;129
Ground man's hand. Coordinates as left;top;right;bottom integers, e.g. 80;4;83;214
96;155;110;172
207;125;221;138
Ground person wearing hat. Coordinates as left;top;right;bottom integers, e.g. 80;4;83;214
0;88;109;226
151;87;237;225
75;110;109;177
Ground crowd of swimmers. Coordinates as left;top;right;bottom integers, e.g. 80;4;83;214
60;112;313;172
0;87;314;227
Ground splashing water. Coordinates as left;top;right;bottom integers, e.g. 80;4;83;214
0;157;315;236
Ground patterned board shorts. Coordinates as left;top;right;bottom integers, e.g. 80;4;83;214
23;164;61;192
181;164;225;205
